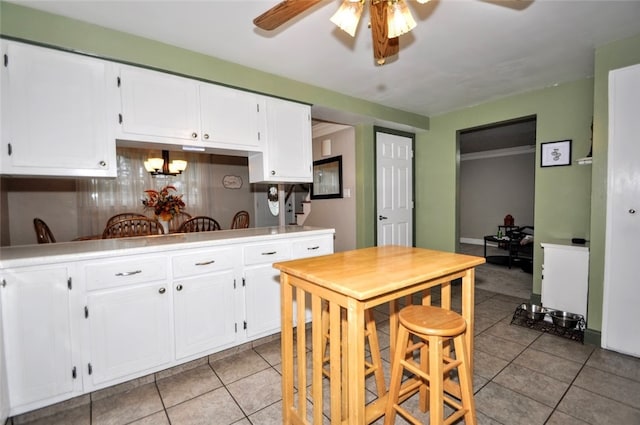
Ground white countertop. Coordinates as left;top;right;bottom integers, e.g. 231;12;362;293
540;239;589;251
0;226;335;268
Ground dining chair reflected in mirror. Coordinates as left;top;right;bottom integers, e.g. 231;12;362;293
178;216;221;233
169;211;192;233
102;217;164;239
33;218;56;244
230;210;250;229
105;212;147;228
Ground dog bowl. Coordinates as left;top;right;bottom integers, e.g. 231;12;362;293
521;303;548;321
550;311;581;328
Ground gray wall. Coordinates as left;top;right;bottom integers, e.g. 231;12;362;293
460;151;535;242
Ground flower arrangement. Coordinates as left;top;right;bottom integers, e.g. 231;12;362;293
142;185;185;221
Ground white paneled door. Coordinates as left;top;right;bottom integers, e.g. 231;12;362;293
376;131;414;246
602;63;640;357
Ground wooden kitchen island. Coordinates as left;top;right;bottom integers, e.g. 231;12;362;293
274;245;485;425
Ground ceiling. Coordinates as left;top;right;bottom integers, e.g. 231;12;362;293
10;0;640;121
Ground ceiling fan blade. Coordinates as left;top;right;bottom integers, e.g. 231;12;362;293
370;1;399;64
254;0;324;31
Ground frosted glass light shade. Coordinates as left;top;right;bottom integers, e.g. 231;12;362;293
387;0;417;38
330;0;364;37
146;158;164;171
172;160;188;172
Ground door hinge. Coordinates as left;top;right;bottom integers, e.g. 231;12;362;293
72;366;77;379
3;54;7;67
87;363;93;375
242;277;246;287
1;279;6;288
118;113;123;124
84;306;89;318
257;131;261;141
234;323;237;333
7;143;12;156
243;321;247;330
117;76;121;87
67;277;72;290
233;278;236;289
256;103;260;113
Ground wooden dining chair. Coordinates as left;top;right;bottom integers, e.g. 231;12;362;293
33;218;56;244
169;211;192;233
105;212;147;228
177;216;221;233
102;217;164;239
230;210;250;229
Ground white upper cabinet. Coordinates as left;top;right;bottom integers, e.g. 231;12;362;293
200;84;265;150
0;40;116;177
116;65;265;152
117;65;201;143
248;97;312;183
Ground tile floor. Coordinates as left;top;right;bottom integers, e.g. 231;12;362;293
8;286;640;425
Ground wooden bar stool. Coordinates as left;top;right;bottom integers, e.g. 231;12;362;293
384;304;476;425
320;305;387;399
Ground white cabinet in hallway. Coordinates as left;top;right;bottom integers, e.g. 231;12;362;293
0;40;116;177
0;265;82;413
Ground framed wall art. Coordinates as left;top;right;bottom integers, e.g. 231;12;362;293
541;139;572;167
311;156;343;199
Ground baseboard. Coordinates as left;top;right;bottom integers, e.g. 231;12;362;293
584;329;601;347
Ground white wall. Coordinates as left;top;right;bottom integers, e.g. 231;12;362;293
0;292;8;424
460;150;535;242
304;126;356;252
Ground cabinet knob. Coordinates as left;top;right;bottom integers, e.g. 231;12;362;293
99;160;107;167
203;133;210;140
176;284;183;291
271;170;276;175
158;287;166;294
630;209;637;214
191;132;198;139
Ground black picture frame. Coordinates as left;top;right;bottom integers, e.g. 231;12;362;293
541;139;572;167
311;156;343;200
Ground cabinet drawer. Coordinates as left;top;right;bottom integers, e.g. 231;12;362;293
244;242;291;266
172;247;238;278
85;256;167;291
291;236;333;259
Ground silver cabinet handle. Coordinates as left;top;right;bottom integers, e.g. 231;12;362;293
99;160;107;167
115;270;142;277
191;132;198;139
158;287;166;294
630;209;637;214
307;246;320;250
270;170;276;175
203;133;210;140
195;260;216;266
262;251;277;255
176;284;183;291
379;215;388;220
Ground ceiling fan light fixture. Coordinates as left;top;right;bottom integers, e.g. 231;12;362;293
387;0;417;38
416;0;431;4
330;0;364;37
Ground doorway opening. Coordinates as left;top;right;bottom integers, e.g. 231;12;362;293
457;116;536;299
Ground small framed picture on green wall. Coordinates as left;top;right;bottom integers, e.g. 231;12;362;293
541;139;572;167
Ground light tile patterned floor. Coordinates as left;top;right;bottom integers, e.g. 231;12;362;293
8;286;640;425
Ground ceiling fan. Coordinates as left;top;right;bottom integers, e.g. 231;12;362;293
253;0;527;65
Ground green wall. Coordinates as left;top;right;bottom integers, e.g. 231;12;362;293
588;33;640;333
417;80;595;297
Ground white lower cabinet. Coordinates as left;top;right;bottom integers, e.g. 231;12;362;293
0;229;334;416
0;265;82;414
82;255;172;389
172;247;241;359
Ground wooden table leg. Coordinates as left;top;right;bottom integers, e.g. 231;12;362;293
346;298;366;424
280;273;295;424
461;268;475;374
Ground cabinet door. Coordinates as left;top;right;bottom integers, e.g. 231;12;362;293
244;265;283;339
0;266;79;409
118;66;200;142
249;98;312;182
200;84;264;150
86;282;172;387
174;270;237;359
1;41;115;177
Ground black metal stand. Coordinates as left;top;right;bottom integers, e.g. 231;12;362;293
510;304;586;343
